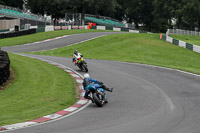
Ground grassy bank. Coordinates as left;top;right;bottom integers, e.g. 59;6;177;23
0;53;76;126
0;29;111;47
170;34;200;46
30;33;200;75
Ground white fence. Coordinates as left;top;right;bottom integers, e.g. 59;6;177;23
166;29;200;36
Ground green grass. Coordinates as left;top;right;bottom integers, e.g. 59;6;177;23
0;53;77;126
30;33;200;75
170;34;200;46
0;29;112;47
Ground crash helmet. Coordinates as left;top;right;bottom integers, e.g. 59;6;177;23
74;50;78;55
83;73;90;79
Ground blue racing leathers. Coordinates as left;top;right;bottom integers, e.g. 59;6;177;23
82;77;103;99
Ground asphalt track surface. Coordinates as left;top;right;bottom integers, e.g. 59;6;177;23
2;32;123;52
2;32;200;133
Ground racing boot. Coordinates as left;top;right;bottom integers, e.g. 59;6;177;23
88;96;94;103
102;85;113;92
85;96;94;103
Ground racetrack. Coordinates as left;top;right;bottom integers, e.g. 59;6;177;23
2;32;123;53
2;32;200;133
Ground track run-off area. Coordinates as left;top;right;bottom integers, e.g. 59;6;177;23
1;32;200;133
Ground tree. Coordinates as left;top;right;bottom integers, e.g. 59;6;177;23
2;0;23;9
0;0;4;5
124;0;154;31
22;0;200;32
181;0;199;30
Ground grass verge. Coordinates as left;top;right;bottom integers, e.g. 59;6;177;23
0;29;112;47
0;53;77;126
30;33;200;75
170;34;200;46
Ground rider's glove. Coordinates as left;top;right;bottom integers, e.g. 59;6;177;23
98;81;103;84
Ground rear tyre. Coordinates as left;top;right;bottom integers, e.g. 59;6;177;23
83;64;88;72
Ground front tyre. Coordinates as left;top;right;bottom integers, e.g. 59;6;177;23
93;93;103;107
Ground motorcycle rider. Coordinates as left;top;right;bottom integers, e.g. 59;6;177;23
82;73;113;103
72;50;82;65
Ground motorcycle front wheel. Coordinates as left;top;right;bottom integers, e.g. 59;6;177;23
93;93;104;107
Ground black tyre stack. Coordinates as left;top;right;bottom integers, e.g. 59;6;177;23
0;50;10;85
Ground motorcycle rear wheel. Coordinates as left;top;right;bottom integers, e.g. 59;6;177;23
82;64;88;72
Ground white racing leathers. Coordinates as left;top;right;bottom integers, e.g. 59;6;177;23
73;53;82;63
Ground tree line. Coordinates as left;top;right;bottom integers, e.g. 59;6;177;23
1;0;200;32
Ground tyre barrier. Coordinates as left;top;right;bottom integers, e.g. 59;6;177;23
0;50;10;85
0;29;36;39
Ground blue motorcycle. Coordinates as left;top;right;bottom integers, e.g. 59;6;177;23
89;86;107;107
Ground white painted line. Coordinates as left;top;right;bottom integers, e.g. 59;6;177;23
49;62;58;65
77;100;87;105
76;79;83;83
33;42;40;44
64;107;78;112
66;35;106;47
2;122;37;130
71;74;80;78
30;35;106;52
65;70;72;73
43;114;62;119
0;54;89;132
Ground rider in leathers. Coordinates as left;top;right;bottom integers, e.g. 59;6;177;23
72;50;82;65
82;73;113;103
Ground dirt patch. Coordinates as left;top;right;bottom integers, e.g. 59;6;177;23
73;79;82;99
0;67;17;92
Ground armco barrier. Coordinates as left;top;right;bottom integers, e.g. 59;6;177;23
52;25;146;33
36;26;45;33
0;50;10;85
105;26;113;31
160;34;200;53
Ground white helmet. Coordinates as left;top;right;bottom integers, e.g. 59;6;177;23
83;73;90;78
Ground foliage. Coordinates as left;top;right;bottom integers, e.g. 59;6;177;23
1;0;23;9
2;0;200;32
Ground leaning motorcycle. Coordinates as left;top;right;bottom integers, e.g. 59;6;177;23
88;86;106;107
75;56;88;72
